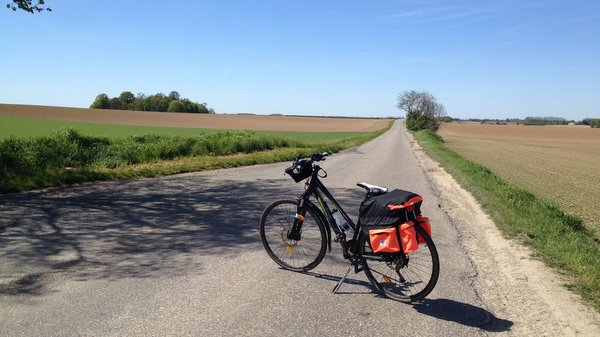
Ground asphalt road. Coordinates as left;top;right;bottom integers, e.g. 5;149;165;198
0;120;512;336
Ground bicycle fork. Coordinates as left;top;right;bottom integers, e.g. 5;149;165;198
287;200;307;241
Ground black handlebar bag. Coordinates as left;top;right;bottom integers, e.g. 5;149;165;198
285;159;313;183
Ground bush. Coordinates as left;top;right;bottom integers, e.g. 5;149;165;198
406;112;439;131
583;118;600;128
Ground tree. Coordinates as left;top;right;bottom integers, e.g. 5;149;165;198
90;93;110;109
118;91;135;106
108;97;122;110
148;94;165;111
167;100;186;112
157;97;171;112
131;93;146;111
397;90;445;131
197;103;210;114
168;91;180;101
6;0;51;13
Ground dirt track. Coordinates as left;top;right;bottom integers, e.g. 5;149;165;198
0;104;390;132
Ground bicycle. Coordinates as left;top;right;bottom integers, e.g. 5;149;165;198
259;152;439;302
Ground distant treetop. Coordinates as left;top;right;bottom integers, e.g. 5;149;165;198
6;0;51;13
90;91;215;114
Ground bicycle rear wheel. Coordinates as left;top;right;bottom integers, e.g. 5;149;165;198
360;224;439;302
259;200;327;272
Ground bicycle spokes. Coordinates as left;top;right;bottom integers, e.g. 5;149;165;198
260;199;327;272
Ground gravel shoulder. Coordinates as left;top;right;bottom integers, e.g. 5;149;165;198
407;131;600;336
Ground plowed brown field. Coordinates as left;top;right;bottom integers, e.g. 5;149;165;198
0;104;389;132
438;123;600;234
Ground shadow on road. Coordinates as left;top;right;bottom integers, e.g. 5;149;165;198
277;269;513;333
0;176;364;297
303;270;377;295
413;298;513;332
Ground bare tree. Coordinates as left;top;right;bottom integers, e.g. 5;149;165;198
397;90;444;131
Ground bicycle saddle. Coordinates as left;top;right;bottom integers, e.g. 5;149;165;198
356;181;389;196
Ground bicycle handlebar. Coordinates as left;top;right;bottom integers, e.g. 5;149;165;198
286;152;330;182
310;152;330;162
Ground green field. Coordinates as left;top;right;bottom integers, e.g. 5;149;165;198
0;116;367;144
0;116;391;193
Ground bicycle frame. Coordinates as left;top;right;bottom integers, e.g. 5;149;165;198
292;165;362;258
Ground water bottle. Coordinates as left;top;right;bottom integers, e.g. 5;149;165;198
332;209;354;237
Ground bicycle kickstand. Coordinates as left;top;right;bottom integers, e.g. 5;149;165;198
332;264;353;294
332;258;363;294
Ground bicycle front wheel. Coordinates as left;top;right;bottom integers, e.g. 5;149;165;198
360;224;439;302
259;199;327;272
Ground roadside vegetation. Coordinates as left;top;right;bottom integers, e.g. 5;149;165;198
0;124;390;193
412;129;600;311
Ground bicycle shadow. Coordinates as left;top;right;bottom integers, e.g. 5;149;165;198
412;298;513;332
301;270;512;333
302;271;377;295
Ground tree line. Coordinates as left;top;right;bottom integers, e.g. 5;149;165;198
524;117;568;125
90;91;215;114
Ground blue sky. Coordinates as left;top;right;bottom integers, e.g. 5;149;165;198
1;0;599;120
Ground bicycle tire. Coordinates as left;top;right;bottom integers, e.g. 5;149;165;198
259;199;327;272
360;223;439;302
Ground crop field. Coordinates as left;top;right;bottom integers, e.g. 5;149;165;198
0;104;391;193
438;123;600;236
0;104;389;133
0;115;368;144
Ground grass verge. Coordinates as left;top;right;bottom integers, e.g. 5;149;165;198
0;123;391;193
413;129;600;312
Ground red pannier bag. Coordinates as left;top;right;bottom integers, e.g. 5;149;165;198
360;189;424;254
416;215;432;244
368;227;400;253
399;221;419;253
368;221;419;254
